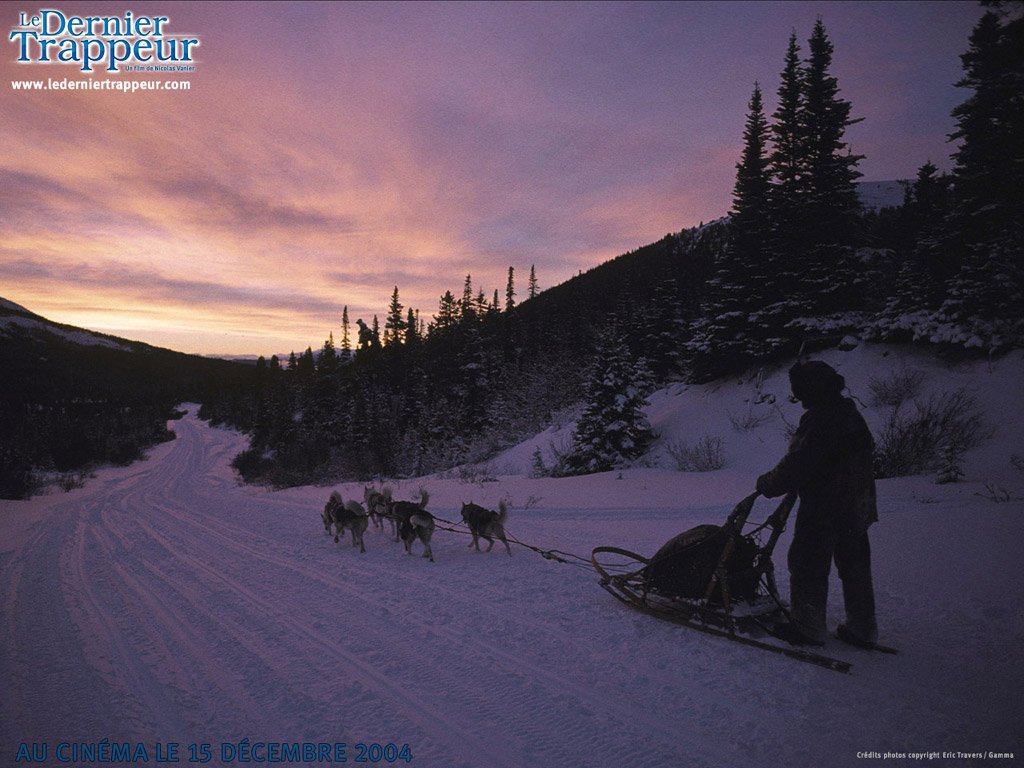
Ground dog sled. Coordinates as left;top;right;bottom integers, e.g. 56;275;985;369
592;492;854;673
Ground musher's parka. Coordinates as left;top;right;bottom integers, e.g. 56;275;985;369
756;361;878;644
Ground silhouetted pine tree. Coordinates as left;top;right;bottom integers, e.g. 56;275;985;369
433;290;459;333
505;266;516;311
405;307;419;346
802;19;863;249
931;6;1024;349
460;274;475;322
689;83;779;376
769;32;807;261
340;306;352;363
732;83;773;261
949;7;1024;245
385;287;405;346
796;19;865;319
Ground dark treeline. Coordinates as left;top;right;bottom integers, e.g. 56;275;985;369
0;306;256;499
690;10;1022;377
215;238;720;486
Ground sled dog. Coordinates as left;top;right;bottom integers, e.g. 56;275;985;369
363;485;394;535
324;492;369;553
460;501;511;555
389;489;435;561
321;495;336;536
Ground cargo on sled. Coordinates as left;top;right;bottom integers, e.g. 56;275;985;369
592;492;854;673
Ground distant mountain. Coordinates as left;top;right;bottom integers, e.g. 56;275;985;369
857;180;906;211
0;297;31;313
1;298;135;352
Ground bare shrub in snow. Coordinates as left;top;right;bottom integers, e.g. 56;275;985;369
667;435;726;472
439;463;499;484
873;388;992;479
728;407;771;432
868;368;926;409
976;483;1013;503
531;441;573;478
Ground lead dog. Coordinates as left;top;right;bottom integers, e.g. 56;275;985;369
389;489;435;561
323;491;369;553
460;500;511;555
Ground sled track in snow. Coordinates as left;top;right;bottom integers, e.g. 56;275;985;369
136;491;688;763
2;413;720;768
138;418;687;765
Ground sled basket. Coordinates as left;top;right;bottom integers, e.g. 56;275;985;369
592;492;797;630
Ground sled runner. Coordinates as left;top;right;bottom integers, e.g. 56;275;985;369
592;492;854;673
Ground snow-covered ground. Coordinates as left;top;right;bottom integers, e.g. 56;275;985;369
2;345;1022;767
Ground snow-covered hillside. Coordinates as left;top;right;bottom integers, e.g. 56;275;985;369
0;299;131;352
1;345;1021;767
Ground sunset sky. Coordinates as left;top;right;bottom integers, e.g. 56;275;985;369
1;0;984;356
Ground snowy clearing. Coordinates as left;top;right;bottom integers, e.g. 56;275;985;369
2;347;1023;767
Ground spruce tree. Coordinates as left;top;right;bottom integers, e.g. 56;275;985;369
949;8;1024;244
405;307;419;345
567;328;653;475
460;274;475;322
528;265;539;299
932;6;1024;349
340;306;352;363
317;333;338;375
385;286;405;346
732;83;772;259
371;316;381;347
801;18;863;248
795;19;865;318
769;32;806;259
689;82;779;377
475;289;489;319
434;290;459;333
505;266;516;311
760;22;866;335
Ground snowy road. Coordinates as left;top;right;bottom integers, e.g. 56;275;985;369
2;406;1022;767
